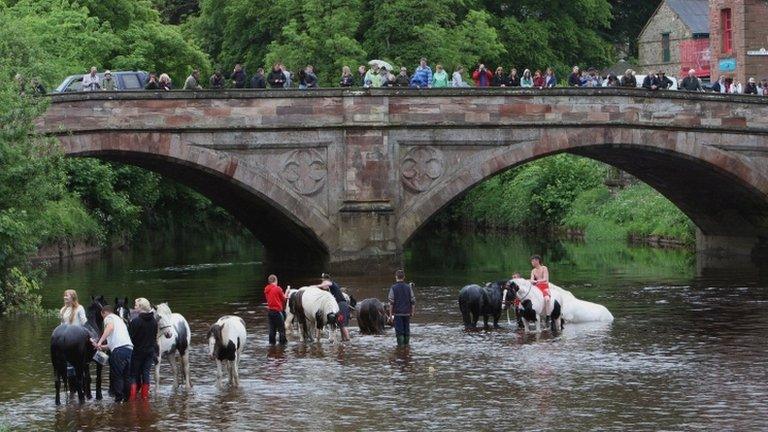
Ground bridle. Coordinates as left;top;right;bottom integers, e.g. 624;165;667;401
516;281;534;303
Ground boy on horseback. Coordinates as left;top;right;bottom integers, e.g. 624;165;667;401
530;255;554;318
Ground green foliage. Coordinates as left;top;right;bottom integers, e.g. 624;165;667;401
563;183;695;243
187;0;614;84
0;267;44;315
36;195;104;244
448;155;605;229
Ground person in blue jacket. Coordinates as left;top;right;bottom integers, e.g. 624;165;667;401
410;58;433;88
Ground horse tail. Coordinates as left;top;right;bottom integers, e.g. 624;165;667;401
315;310;324;329
293;291;309;338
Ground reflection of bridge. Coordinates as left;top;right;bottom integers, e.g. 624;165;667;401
38;88;768;269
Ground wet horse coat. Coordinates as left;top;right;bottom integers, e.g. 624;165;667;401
285;286;340;342
356;298;388;335
207;315;247;387
458;281;507;329
154;303;192;389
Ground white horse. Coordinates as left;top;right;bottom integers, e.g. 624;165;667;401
548;284;614;323
154;303;192;390
207;316;247;387
284;285;341;343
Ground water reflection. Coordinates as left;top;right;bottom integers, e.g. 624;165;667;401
1;230;767;430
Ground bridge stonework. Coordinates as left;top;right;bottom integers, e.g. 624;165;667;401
38;89;768;270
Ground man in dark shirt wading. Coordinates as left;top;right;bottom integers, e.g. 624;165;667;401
388;269;416;346
321;273;350;341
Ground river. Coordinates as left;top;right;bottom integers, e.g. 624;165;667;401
0;229;767;431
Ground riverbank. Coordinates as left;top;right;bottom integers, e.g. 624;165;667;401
441;155;695;246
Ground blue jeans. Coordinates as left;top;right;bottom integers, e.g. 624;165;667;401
109;346;132;402
393;315;410;339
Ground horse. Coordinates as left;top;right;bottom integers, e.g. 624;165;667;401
356;298;388;335
154;303;192;390
207;315;247;387
458;281;508;330
508;278;564;332
285;286;340;343
548;284;614;323
50;296;105;404
114;297;131;323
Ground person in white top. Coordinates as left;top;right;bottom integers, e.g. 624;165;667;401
452;66;469;87
93;305;133;402
60;289;87;326
82;66;100;91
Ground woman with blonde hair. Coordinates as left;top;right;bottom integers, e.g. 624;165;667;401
60;289;87;326
128;297;157;400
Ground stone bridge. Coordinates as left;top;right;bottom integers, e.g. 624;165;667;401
37;88;768;270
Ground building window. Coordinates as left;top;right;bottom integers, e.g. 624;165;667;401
661;33;671;62
721;8;732;53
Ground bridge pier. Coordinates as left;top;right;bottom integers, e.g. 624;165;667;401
329;201;402;274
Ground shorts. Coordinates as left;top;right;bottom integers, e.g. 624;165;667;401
536;281;551;298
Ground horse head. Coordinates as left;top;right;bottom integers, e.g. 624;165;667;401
114;297;130;324
206;323;223;360
154;303;175;339
85;296;107;336
501;280;518;310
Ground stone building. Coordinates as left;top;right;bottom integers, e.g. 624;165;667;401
709;0;768;84
638;0;711;79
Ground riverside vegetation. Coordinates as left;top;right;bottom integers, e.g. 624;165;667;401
0;0;674;315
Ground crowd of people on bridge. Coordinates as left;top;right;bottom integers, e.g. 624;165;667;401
59;58;768;95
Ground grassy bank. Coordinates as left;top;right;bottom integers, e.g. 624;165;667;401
442;154;695;245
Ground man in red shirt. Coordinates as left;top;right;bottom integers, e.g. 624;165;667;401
264;274;287;345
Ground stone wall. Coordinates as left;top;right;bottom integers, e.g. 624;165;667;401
38;89;768;268
638;2;692;78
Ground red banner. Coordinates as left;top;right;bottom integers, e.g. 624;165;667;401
680;39;711;77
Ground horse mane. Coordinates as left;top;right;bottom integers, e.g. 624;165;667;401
207;323;223;346
155;302;172;318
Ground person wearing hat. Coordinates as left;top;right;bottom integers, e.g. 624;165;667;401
102;70;118;91
744;77;759;95
680;69;702;92
658;70;673;90
128;298;157;400
320;273;350;341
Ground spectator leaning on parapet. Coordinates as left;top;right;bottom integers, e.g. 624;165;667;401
452;66;469;87
492;67;508;87
102;70;117;91
507;68;520;87
158;73;172;91
210;69;225;89
679;69;702;92
544;68;557;88
744;77;759;95
642;71;661;91
231;64;247;88
566;66;580;87
410;57;432;88
472;63;493;87
340;66;355;87
267;64;285;88
432;64;449;88
145;73;159;90
82;66;100;91
364;64;381;88
396;67;410;87
250;68;266;89
620;69;637;88
520;69;534;88
658;71;673;90
183;69;203;90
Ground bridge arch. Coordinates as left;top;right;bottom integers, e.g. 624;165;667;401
397;127;768;250
58;132;335;261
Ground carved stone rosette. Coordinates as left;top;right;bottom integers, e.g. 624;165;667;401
401;146;445;193
281;149;327;196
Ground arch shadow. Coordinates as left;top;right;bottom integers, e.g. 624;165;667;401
398;127;768;247
60;133;335;264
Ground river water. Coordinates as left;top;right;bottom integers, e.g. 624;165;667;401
0;230;767;431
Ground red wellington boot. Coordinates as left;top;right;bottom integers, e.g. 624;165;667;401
128;383;138;401
140;383;150;400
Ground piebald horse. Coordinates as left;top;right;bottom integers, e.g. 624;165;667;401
507;278;564;332
154;303;192;390
284;286;341;343
207;315;247;387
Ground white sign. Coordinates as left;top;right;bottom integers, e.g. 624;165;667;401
747;48;768;56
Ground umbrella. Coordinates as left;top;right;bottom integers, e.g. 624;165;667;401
368;59;394;71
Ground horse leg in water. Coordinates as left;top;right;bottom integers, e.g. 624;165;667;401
84;363;92;400
182;351;191;389
73;364;85;403
214;359;223;388
168;353;178;388
233;353;240;386
493;312;501;329
482;314;490;330
95;363;103;400
155;352;162;391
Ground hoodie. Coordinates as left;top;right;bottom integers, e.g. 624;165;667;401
129;312;158;355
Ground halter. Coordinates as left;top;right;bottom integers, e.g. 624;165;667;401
516;281;534;303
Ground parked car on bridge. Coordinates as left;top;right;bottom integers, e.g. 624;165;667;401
54;71;149;92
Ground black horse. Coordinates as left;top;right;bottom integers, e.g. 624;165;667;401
114;297;131;323
458;281;509;330
50;296;105;404
356;298;388;335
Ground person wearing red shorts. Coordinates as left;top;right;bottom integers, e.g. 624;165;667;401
530;255;553;316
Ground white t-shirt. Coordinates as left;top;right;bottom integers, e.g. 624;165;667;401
60;305;87;326
82;73;100;91
104;314;133;351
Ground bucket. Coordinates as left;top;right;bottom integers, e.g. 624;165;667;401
92;350;109;366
